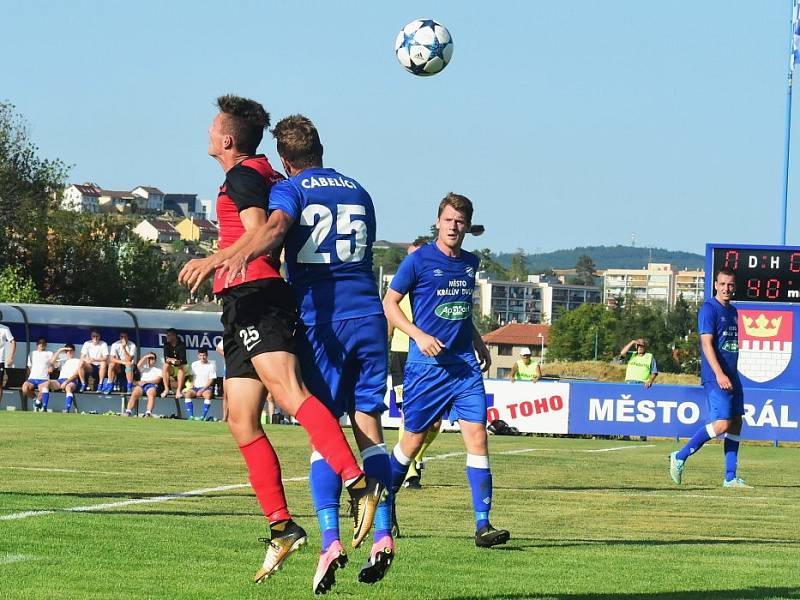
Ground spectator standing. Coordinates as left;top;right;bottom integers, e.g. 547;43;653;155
124;353;163;417
161;328;189;400
22;338;53;412
619;338;658;388
80;329;109;392
510;347;542;383
52;344;82;413
109;331;137;393
0;310;17;407
185;348;217;420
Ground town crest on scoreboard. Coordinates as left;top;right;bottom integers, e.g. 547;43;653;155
737;309;793;383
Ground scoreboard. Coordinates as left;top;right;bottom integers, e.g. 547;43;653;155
711;246;800;303
705;243;800;389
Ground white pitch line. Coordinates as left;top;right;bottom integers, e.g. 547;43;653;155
585;445;656;453
425;451;466;461
1;466;122;475
0;554;34;565
0;476;310;522
498;448;541;455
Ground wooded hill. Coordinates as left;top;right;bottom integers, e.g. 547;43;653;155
494;245;704;272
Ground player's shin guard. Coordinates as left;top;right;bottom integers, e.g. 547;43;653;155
466;454;492;530
294;396;363;482
724;434;741;482
310;451;343;551
676;423;717;461
390;445;412;493
362;444;392;541
239;435;291;523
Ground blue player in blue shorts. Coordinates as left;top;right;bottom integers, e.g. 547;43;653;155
220;114;394;593
383;193;510;548
669;267;751;488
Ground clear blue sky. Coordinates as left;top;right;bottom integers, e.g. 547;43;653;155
2;0;796;255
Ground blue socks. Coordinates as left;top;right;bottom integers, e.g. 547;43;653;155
676;423;716;461
64;393;74;412
309;451;342;551
362;444;392;541
184;399;194;418
466;454;492;530
202;399;211;420
41;392;50;411
724;434;741;482
390;445;412;493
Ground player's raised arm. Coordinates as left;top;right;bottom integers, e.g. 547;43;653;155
179;228;259;292
219;208;295;286
383;288;444;357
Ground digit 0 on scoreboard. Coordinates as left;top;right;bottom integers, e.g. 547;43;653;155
710;245;800;303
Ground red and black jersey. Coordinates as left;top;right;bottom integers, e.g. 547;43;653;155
214;155;284;294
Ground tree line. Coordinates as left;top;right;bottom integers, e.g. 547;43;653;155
547;296;700;374
0;102;182;308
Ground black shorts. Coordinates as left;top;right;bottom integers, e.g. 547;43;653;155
0;362;5;384
389;351;407;388
220;278;299;380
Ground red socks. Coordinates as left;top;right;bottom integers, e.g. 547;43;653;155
294;396;363;482
238;435;291;523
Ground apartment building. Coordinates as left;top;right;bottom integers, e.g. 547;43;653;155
603;263;704;307
473;273;601;325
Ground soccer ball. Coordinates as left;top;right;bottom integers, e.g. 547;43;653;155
394;19;454;76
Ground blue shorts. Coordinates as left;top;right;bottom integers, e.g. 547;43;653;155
297;314;388;418
402;361;486;433
139;383;159;394
26;378;49;386
192;386;212;394
57;378;76;387
703;381;745;420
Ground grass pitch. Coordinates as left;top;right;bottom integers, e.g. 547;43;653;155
1;413;798;599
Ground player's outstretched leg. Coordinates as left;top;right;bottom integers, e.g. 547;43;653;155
670;423;717;484
358;443;395;584
240;435;307;583
309;452;348;595
721;433;751;488
466;453;509;548
254;352;384;548
293;396;383;548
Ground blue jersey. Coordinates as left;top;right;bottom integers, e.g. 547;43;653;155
269;167;383;326
389;242;479;366
698;298;741;386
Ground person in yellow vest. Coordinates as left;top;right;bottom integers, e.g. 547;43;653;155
619;338;658;388
510;347;542;382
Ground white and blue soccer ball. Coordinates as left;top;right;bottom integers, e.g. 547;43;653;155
394;19;453;76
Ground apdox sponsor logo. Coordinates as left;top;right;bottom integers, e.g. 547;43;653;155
434;301;471;320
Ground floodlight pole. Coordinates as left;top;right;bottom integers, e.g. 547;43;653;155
781;0;796;246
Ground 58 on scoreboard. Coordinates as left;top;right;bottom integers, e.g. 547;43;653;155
711;246;800;303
